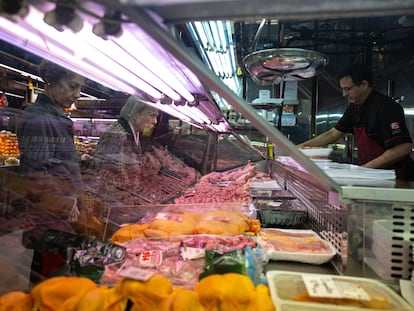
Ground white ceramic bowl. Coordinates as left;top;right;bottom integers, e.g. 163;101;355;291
299;147;332;158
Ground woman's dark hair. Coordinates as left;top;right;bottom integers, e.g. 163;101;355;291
38;59;75;84
338;63;373;86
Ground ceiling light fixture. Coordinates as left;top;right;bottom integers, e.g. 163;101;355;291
187;100;199;107
160;95;174;105
0;0;28;21
92;10;123;40
43;0;83;33
118;23;197;102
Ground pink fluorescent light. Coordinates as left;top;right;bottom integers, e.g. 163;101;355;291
210;122;230;132
154;103;192;123
142;95;211;126
179;105;213;124
0;18;136;95
3;6;163;99
76;22;182;101
3;24;133;95
134;97;206;128
26;8;162;99
120;24;196;102
19;5;194;103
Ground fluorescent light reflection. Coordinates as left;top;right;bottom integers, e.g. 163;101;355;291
404;108;414;115
120;24;196;102
0;5;202;103
3;92;24;99
24;8;162;99
0;6;233;132
0;10;139;95
76;23;175;100
130;95;232;131
316;114;344;119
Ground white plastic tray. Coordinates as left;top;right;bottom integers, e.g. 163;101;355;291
249;180;282;190
369;219;413;279
259;229;336;264
266;270;413;311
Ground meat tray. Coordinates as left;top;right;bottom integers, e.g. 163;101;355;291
259;229;336;265
249;179;296;200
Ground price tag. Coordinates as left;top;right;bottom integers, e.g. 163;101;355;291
118;266;155;282
181;246;205;260
302;275;371;301
139;250;163;267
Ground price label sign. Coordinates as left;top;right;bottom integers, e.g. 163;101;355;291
118;266;155;282
302;275;371;301
139;250;163;267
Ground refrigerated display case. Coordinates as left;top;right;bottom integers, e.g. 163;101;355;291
270;159;414;288
0;0;413;303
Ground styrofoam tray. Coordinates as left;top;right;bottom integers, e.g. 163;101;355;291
371;240;411;269
266;270;413;311
259;229;336;264
369;219;414;279
373;219;413;246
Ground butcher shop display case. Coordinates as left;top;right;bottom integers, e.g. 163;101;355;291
1;0;414;307
270;159;414;288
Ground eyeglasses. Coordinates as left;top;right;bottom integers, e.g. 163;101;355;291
341;84;357;92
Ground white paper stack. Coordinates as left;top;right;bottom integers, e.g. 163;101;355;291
314;162;396;186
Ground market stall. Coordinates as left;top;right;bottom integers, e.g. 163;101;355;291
1;0;414;310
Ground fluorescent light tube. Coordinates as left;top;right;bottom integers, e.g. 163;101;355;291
23;8;163;99
0;6;172;99
76;22;182;101
119;24;196;102
193;22;209;50
0;8;157;97
217;21;228;52
3;92;24;99
209;21;222;51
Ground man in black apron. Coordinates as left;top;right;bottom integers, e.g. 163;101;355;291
298;63;414;181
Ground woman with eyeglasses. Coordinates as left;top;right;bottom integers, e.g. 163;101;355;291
298;63;414;181
94;95;159;166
